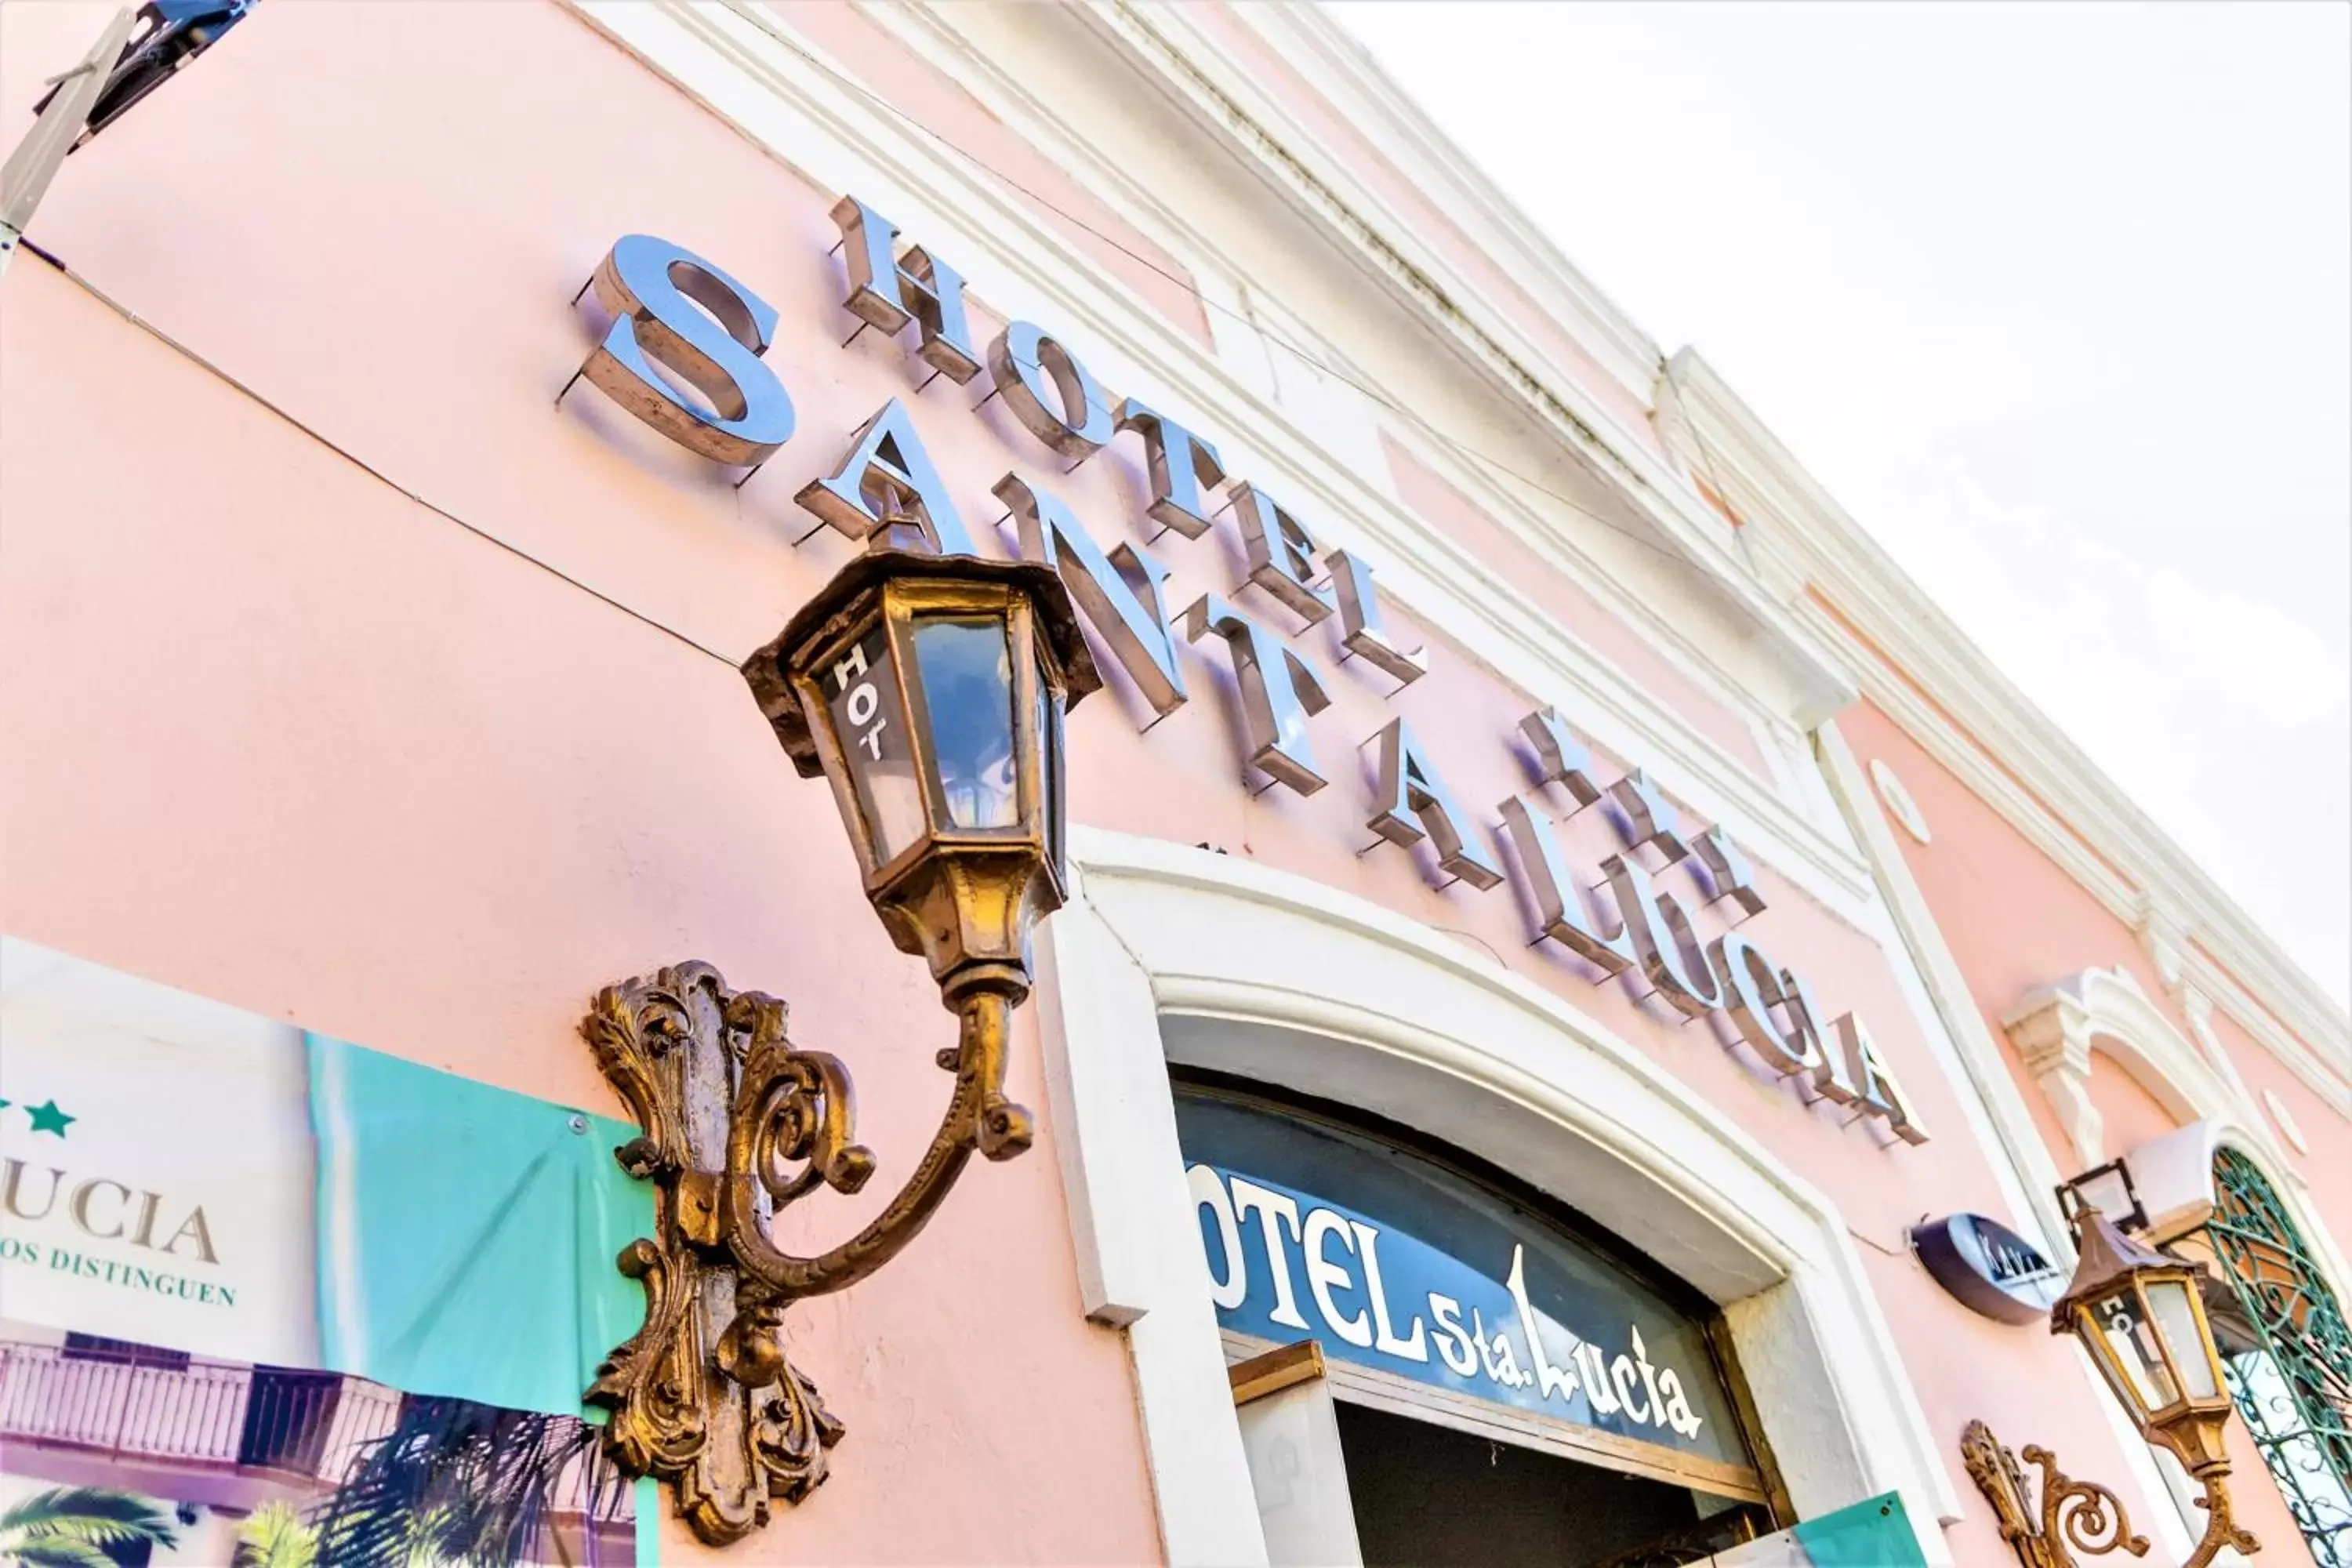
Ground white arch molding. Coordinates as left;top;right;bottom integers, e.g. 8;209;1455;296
2005;966;2222;1171
1032;828;1963;1567
2002;964;2352;1568
2000;966;2350;1296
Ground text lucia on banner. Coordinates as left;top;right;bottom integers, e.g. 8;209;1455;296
1;1167;220;1267
561;199;1928;1151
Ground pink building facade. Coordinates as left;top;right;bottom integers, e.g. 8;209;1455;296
0;4;2341;1566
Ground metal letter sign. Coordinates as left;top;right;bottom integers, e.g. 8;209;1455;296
561;202;1936;1155
1909;1214;2064;1324
575;235;796;468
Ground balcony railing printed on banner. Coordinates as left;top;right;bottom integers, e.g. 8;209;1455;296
0;1340;401;1483
0;1333;633;1557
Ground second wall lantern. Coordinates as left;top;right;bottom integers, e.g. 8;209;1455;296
2049;1208;2259;1568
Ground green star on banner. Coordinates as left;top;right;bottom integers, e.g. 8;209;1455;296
24;1099;74;1136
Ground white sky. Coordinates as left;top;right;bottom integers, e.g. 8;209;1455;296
1330;1;2352;1008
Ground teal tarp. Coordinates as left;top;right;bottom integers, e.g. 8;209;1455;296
1789;1490;1928;1566
307;1033;653;1418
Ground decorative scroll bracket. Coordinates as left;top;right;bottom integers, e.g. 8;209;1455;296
1962;1420;2151;1568
579;960;1029;1546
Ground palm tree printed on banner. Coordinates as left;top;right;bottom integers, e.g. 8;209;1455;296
310;1396;625;1568
230;1502;318;1568
0;1487;179;1568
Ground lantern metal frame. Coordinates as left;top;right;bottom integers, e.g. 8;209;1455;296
2057;1157;2151;1237
579;527;1098;1546
747;530;1094;989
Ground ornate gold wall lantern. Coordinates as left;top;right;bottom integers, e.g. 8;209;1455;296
2049;1208;2259;1568
582;517;1099;1545
1961;1206;2261;1568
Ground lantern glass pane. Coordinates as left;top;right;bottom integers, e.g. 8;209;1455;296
2085;1326;2143;1417
2145;1279;2219;1399
913;617;1018;830
2090;1287;2180;1413
820;622;925;867
1039;673;1065;877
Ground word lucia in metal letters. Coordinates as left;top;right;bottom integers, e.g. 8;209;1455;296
1190;1164;1705;1441
562;197;1926;1149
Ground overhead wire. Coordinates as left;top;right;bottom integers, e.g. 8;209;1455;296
14;239;742;672
22;8;1726;663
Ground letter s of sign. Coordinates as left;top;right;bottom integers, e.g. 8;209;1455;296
575;234;797;468
1427;1293;1479;1377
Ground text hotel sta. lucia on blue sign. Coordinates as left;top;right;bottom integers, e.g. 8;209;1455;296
1174;1090;1754;1480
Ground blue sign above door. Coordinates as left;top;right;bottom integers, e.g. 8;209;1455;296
1174;1090;1751;1473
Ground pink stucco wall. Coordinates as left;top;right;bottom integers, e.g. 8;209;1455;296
1837;695;2349;1213
1381;432;1772;779
0;5;1161;1563
2086;1051;2186;1156
0;3;2249;1563
2205;1006;2352;1252
1841;698;2230;1163
0;256;1162;1565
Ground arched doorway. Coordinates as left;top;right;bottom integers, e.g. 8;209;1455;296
1035;829;1962;1565
1174;1071;1777;1565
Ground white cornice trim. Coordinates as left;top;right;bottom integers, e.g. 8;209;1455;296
1079;2;1661;477
2003;968;2241;1129
869;2;1821;774
1065;0;1856;726
1221;3;1665;398
565;0;1878;913
1670;349;2352;1108
1817;722;2078;1258
844;0;1227;310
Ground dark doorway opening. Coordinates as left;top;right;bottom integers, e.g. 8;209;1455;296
1336;1400;1755;1568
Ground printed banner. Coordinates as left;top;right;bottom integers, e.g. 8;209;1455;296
309;1034;651;1418
1712;1492;1927;1566
0;936;658;1565
0;1317;640;1566
0;939;320;1364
